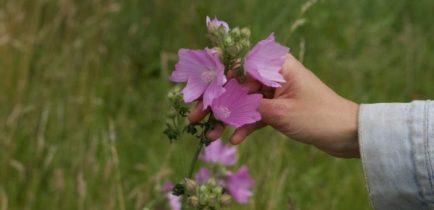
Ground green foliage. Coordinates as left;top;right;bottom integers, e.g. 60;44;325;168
0;0;434;210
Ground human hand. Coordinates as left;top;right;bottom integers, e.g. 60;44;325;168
189;54;359;158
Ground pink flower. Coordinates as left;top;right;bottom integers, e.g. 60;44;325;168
200;139;236;166
170;48;226;109
166;193;181;210
244;33;289;87
225;166;254;204
162;181;174;193
211;79;262;128
162;181;181;210
195;167;211;184
206;16;229;32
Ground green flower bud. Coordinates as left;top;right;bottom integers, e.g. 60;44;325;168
227;45;239;57
167;86;182;100
240;39;251;49
231;27;241;37
241;27;251;37
206;178;216;186
224;36;233;46
184;178;197;194
219;194;232;206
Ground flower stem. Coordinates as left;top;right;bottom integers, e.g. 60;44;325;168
182;114;214;210
187;114;214;178
188;140;204;179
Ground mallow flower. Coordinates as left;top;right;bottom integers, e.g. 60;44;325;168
206;16;230;32
195;167;211;184
167;193;181;210
170;48;226;109
162;181;181;210
211;79;262;128
201;139;237;166
225;166;254;204
244;33;289;87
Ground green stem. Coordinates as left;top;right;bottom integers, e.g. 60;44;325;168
187;114;214;178
182;115;214;210
188;140;204;178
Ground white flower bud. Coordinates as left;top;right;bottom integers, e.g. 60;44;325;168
219;194;232;206
184;178;197;194
187;196;199;207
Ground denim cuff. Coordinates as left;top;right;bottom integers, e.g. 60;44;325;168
359;101;434;210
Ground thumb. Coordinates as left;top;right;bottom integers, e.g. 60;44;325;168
258;98;283;125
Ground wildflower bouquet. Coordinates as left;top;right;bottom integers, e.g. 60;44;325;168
162;16;289;210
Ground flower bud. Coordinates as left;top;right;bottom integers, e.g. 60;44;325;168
187;196;199;207
184;178;197;194
240;39;251;49
219;194;232;206
224;37;233;46
240;27;251;37
227;44;241;57
231;27;241;37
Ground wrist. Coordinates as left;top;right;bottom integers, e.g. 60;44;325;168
327;99;360;158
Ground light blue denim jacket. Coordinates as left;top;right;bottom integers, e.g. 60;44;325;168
359;101;434;209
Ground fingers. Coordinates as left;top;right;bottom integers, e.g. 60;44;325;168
228;98;281;145
227;69;236;79
244;81;261;93
229;122;265;145
258;98;281;125
188;101;209;123
206;123;225;141
260;86;275;98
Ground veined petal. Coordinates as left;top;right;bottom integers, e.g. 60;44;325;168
171;48;226;104
211;79;262;128
202;73;226;109
182;75;207;103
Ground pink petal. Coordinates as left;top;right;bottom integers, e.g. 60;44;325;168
170;48;226;105
225;166;254;204
195;167;211;184
211;79;262;128
206;16;230;32
166;193;181;210
182;75;208;103
201;139;236;165
244;33;289;87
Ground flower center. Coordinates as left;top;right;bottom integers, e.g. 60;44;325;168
216;106;231;119
201;69;217;83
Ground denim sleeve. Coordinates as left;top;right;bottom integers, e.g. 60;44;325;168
359;101;434;210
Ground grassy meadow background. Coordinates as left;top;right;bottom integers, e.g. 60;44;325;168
1;0;434;209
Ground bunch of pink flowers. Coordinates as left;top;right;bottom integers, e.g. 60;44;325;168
163;16;289;210
170;17;289;128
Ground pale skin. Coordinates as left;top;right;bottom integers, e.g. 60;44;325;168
189;54;360;158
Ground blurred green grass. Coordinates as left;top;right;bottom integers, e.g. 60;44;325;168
1;0;434;209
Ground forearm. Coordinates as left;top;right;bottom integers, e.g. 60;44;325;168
359;100;434;209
